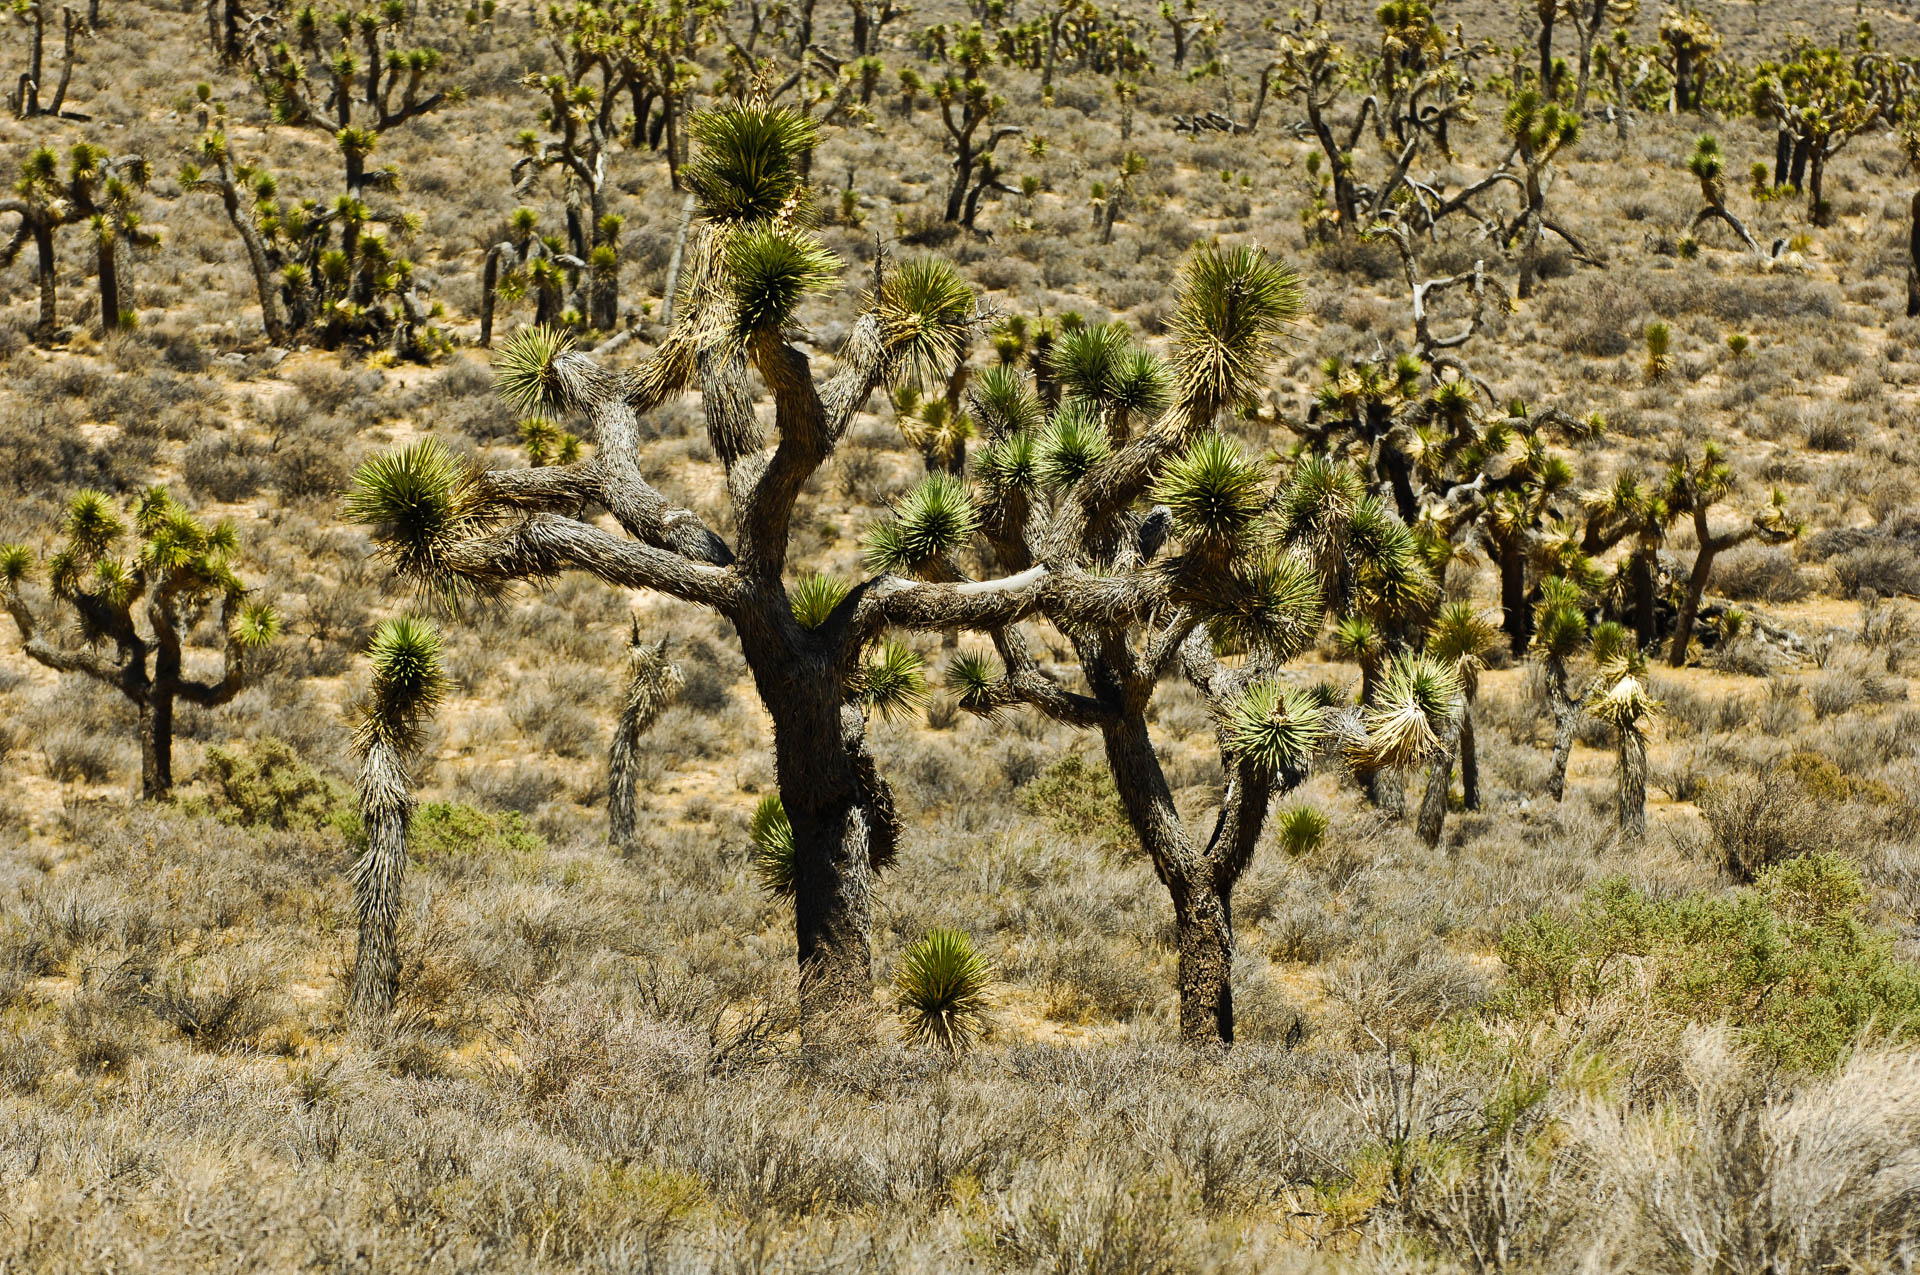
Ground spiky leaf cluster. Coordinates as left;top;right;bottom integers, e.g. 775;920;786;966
865;474;979;576
726;226;841;339
876;257;975;390
789;574;851;630
748;793;797;899
360;616;448;750
1221;681;1327;776
1035;400;1113;490
345;438;487;595
894;928;992;1051
1168;243;1303;421
684;105;819;224
1201;551;1324;658
853;638;930;723
493;324;574;415
1150;433;1266;545
1277;804;1328;857
1355;652;1461;770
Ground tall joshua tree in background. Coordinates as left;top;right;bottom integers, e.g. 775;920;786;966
349;102;1120;1028
0;489;279;800
1585;621;1660;845
1415;600;1499;848
348;617;446;1023
1504;88;1586;300
608;624;682;857
871;258;1454;1046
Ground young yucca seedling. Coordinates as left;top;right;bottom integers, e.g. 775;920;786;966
894;928;991;1051
1644;320;1672;380
1277;804;1328;857
748;793;796;898
1725;332;1751;358
788;573;851;630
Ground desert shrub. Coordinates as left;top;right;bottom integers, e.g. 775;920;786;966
195;737;354;834
1696;770;1835;881
111;959;280;1052
41;727;119;783
1018;755;1134;855
271;435;352;499
1712;543;1810;603
1496;855;1920;1070
410;801;545;861
182;432;269;502
1831;542;1920;598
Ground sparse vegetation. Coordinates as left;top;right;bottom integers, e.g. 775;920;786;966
0;0;1915;1266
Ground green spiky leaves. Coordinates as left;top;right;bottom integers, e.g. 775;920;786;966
726;225;841;340
944;650;1003;716
1355;652;1461;771
361;616;448;751
894;928;992;1052
65;489;125;557
1203;551;1323;659
1151;432;1266;544
864;473;979;576
1169;243;1303;422
749;792;797;899
345;438;484;594
1425;601;1500;694
231;602;282;649
1586;671;1662;739
877;256;975;391
789;574;851;630
685;105;819;225
1221;680;1326;777
1036;400;1112;491
1277;804;1328;857
0;543;30;588
975;430;1039;496
493;323;574;415
853;638;929;723
970;363;1042;437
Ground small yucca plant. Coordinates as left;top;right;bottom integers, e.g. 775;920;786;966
1725;332;1750;358
1644;320;1672;379
1277;804;1328;857
894;928;992;1051
749;793;796;898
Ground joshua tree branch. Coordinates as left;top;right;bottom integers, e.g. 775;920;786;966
440;514;741;612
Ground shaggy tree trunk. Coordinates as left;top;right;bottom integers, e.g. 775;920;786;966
137;693;174;800
1807;150;1828;226
1500;537;1530;656
349;737;414;1022
1459;710;1480;809
1416;692;1467;848
1908;192;1920;320
97;234;120;331
1669;539;1718;667
608;635;677;857
1172;877;1234;1045
1628;548;1658;647
29;222;56;338
1616;728;1647;845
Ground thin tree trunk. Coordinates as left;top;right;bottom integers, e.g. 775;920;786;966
31;222;56;339
1908;191;1920;320
1628;548;1657;647
1500;537;1529;656
659;191;696;326
1617;729;1646;845
1459;707;1479;810
97;234;120;331
608;634;677;856
349;737;414;1022
138;693;173;800
1416;694;1466;848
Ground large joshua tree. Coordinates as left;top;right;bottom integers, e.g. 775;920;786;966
348;616;446;1023
0;489;279;800
870;281;1453;1046
348;102;1130;1026
1504;88;1591;301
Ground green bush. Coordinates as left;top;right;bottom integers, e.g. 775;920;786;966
1495;854;1920;1071
195;737;354;835
409;802;545;861
1018;755;1133;854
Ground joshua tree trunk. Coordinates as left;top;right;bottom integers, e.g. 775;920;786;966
1416;691;1466;848
1172;877;1234;1043
349;736;413;1022
29;221;56;338
1908;192;1920;320
1616;727;1646;844
1546;672;1578;801
1669;538;1717;667
1627;547;1658;647
608;631;678;857
136;691;174;800
1807;149;1828;226
1459;709;1479;810
96;233;120;331
1499;537;1529;655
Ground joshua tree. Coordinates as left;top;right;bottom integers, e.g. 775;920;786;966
1686;135;1758;253
181;106;444;357
1158;0;1219;72
241;1;456;194
478;207;568;346
8;0;85;119
883;293;1451;1046
1564;0;1636;112
1530;574;1590;802
85;150;157;332
1271;24;1361;232
1095;150;1145;245
1663;444;1799;667
1750;44;1881;226
933;24;1021;225
1415;601;1499;848
349;102;1119;1028
1657;6;1719;114
347;616;446;1023
1504;88;1588;300
608;624;682;856
512;70;624;331
1584;622;1659;845
0;489;279;800
0;142;146;341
